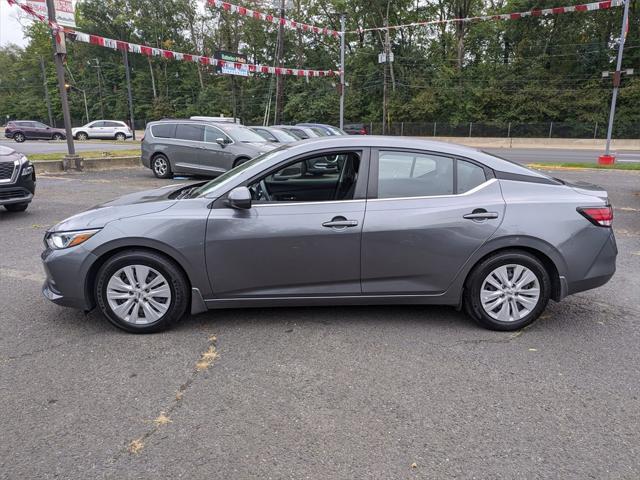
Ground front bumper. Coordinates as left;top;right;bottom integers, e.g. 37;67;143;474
4;132;14;139
0;163;36;205
41;245;98;311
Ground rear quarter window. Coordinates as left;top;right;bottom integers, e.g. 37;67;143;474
457;160;487;193
151;123;177;138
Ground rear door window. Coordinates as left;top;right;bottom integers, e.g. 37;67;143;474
151;123;176;138
176;123;204;142
377;151;454;198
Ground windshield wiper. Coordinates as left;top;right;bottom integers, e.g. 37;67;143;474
176;186;198;199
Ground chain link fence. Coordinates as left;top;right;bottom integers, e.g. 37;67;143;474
359;121;640;139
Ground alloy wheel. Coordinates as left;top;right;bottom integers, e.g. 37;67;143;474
153;157;168;177
106;265;172;325
480;264;540;322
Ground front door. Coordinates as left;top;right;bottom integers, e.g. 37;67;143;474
200;125;235;174
205;149;369;298
361;149;505;295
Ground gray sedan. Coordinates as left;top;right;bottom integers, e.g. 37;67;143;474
41;137;616;333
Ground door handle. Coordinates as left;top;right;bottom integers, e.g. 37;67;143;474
322;219;359;228
463;210;499;220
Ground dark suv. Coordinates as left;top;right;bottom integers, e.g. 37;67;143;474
0;146;36;212
4;121;66;143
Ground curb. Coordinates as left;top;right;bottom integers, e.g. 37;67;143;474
35;156;142;173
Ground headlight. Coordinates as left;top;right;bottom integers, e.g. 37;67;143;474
21;164;33;176
46;229;101;250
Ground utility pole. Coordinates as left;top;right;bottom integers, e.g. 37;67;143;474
273;0;286;124
122;49;136;140
339;14;346;130
382;18;390;135
45;0;79;168
40;56;54;126
90;58;105;119
603;0;630;159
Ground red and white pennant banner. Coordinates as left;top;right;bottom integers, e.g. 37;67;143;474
5;0;338;77
69;31;339;77
352;0;625;33
207;0;341;38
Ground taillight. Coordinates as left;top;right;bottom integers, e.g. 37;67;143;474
359;128;367;135
577;205;613;227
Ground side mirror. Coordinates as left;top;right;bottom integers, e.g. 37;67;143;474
216;137;227;147
226;186;252;209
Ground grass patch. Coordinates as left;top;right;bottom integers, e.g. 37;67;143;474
29;149;140;161
528;162;640;171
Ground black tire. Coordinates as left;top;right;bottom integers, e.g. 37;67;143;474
13;132;25;143
115;132;126;141
151;154;172;179
463;250;551;331
95;250;189;333
52;133;63;140
4;202;29;212
76;132;88;141
233;157;250;168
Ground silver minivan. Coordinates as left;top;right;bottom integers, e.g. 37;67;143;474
141;120;277;178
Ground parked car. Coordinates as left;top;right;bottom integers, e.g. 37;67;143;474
296;123;347;136
344;123;369;135
41;137;616;334
250;126;300;143
273;125;325;140
4;121;65;142
72;120;132;141
141;119;277;178
0;145;36;212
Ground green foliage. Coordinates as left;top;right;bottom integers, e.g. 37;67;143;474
0;0;638;135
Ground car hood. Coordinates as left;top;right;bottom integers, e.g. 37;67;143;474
0;145;17;156
243;142;278;152
50;184;184;231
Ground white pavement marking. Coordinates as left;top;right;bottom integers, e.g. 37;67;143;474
0;267;45;283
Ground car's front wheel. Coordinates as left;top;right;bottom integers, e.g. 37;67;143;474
52;133;63;140
95;250;190;333
13;132;25;143
4;202;29;212
76;132;88;141
115;132;126;141
151;154;172;179
464;250;551;331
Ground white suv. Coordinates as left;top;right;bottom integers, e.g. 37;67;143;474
72;120;133;141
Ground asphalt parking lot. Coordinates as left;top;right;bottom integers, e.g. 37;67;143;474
1;166;639;478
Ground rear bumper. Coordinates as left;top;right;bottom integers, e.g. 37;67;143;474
566;230;617;296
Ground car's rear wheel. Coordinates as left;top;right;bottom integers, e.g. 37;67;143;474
13;132;25;143
152;154;172;178
464;250;551;331
4;202;29;212
95;250;189;333
76;132;88;141
52;133;63;140
115;132;126;141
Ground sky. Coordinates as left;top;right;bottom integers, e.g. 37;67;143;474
0;1;29;47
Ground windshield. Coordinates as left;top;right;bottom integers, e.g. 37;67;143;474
218;125;268;143
191;147;290;198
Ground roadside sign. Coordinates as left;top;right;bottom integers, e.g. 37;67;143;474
214;51;249;77
26;0;76;27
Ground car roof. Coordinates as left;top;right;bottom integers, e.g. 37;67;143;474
289;136;553;177
149;119;246;127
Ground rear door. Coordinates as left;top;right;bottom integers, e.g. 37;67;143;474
170;123;206;175
361;149;505;294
